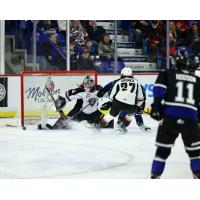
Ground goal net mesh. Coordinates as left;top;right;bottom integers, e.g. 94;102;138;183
21;70;97;128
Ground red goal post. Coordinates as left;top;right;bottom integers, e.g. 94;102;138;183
20;70;97;129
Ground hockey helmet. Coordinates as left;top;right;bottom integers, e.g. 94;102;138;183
121;67;133;77
83;76;94;90
174;48;188;70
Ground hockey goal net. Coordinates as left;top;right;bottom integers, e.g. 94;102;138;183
20;70;97;129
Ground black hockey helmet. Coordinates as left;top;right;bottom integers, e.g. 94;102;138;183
174;48;189;70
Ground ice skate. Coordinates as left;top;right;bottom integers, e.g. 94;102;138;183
137;122;151;132
115;121;127;134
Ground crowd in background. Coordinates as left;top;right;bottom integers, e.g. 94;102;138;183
4;20;200;73
169;21;200;70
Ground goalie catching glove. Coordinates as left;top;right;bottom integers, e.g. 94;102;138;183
55;95;66;111
88;97;98;106
46;80;55;92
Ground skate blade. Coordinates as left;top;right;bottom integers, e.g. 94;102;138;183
115;128;127;134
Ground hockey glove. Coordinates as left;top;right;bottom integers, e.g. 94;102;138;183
88;97;98;106
150;103;163;121
55;95;66;111
100;101;112;110
136;102;145;114
97;90;105;98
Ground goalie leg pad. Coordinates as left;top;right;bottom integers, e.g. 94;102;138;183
52;117;71;129
38;124;53;130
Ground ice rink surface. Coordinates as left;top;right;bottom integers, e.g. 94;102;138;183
0;115;192;179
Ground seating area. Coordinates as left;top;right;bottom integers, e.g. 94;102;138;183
4;20;200;73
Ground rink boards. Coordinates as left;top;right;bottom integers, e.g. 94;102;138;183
0;73;158;118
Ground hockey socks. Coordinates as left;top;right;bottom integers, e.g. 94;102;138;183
135;114;144;125
190;159;200;179
151;159;166;179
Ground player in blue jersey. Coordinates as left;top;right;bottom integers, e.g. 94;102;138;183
150;50;200;179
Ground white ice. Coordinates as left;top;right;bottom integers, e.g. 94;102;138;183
0;115;192;179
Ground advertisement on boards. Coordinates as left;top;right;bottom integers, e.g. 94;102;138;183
0;77;8;107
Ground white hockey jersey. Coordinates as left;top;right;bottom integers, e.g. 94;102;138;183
65;86;101;114
109;77;144;106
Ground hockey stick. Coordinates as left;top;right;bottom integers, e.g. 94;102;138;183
41;86;91;129
143;110;151;115
65;103;90;122
38;87;67;130
45;87;66;119
41;103;91;130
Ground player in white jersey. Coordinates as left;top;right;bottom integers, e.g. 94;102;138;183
97;77;151;133
46;76;113;129
98;67;145;133
64;76;102;123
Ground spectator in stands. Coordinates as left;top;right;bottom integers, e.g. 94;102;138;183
85;20;106;44
129;21;152;49
169;21;177;41
85;39;99;60
174;20;189;46
169;32;177;68
148;20;165;63
169;32;177;57
42;33;65;70
188;22;200;55
37;20;58;34
70;20;88;47
70;20;89;58
70;44;78;70
98;33;114;62
76;47;95;70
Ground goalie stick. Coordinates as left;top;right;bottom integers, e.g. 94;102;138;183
38;86;68;129
41;102;91;130
63;97;99;124
39;86;91;130
45;87;66;119
65;103;90;122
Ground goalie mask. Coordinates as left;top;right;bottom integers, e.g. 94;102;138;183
83;76;95;91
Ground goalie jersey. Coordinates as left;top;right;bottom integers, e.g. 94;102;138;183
154;69;200;121
65;85;102;114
